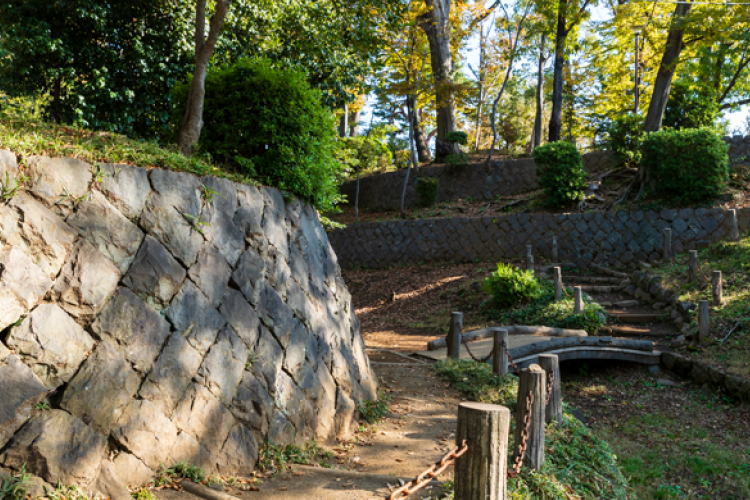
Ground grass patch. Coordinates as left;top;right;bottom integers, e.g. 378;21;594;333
258;440;333;475
0;466;31;500
436;359;630;500
652;235;750;376
356;392;391;424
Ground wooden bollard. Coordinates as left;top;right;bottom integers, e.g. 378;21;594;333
455;402;511;500
526;245;534;272
492;328;509;377
553;267;563;301
663;228;672;261
514;365;545;470
552;237;559;263
447;312;463;360
698;300;709;343
729;208;740;241
688;250;698;282
712;271;722;306
574;286;584;314
538;354;562;426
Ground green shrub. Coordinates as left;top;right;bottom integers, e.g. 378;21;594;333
663;80;719;130
394;149;411;169
533;141;587;207
356;392;391;423
416;177;439;206
608;113;646;168
483;263;543;307
641;128;729;203
446;131;469;145
445;152;469;166
172;58;342;212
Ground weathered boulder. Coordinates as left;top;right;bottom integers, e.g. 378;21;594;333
122;235;186;309
0;354;48;449
66;190;144;273
90;460;132;500
112;399;181;470
0;247;53;330
214;424;258;475
0;410;106;487
26;156;93;215
6;304;95;389
92;288;170;374
96;164;152;219
112;453;154;487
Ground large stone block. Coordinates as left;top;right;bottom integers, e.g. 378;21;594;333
61;340;140;435
92;288;171;374
188;243;232;308
139;332;204;417
200;176;244;266
97;164;152;219
283;320;308;380
232;246;266;306
258;282;294;348
214;424;258;475
26;156;93;214
6;304;95;389
171;383;236;453
196;326;249;406
51;239;121;320
251;326;282;394
219;288;260;349
66;190;144;273
112;452;154;487
261;187;289;260
1;193;77;279
140;169;204;267
231;372;273;434
0;150;18;191
1;410;106;487
0;354;48;449
112;400;180;470
122;235;186;309
0;247;53;330
167;279;226;355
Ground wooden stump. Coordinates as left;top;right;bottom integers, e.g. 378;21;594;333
712;271;722;306
513;365;545;470
553;267;563;302
729;208;740;241
447;312;463;360
574;286;584;314
455;402;511;500
492;328;509;377
698;300;709;343
663;228;672;261
552;237;559;263
688;250;698;282
538;354;562;426
526;245;534;272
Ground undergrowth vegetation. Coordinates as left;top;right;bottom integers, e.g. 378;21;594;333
0;466;30;500
435;360;630;499
258;440;333;475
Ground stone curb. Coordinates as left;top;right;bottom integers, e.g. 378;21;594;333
660;352;750;402
628;270;695;336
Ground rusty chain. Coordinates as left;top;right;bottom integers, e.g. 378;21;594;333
387;440;469;500
546;371;554;406
462;337;492;363
502;341;520;373
508;391;534;478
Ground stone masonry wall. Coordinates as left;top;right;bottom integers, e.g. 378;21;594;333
0;151;376;496
329;208;747;269
339;151;613;211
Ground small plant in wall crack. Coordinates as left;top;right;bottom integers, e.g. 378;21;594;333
0;465;31;500
60;186;90;205
182;213;210;234
200;184;221;207
34;400;51;410
93;166;107;185
1;171;29;201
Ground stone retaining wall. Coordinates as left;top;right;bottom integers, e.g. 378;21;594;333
340;151;613;211
329;208;750;269
0;151;376;495
725;134;750;162
661;352;750;402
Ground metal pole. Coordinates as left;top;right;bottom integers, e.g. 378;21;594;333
634;32;640;113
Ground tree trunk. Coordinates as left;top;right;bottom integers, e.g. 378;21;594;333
548;0;568;143
355;167;360;222
413;108;432;163
418;0;460;162
532;35;547;150
349;108;361;137
401;97;418;217
178;0;231;157
643;1;692;132
339;103;349;137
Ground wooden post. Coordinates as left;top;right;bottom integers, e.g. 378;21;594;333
688;250;698;282
553;267;563;301
526;245;534;272
698;300;709;343
552;237;558;263
514;364;545;470
492;328;509;377
728;208;740;241
574;286;584;314
447;312;463;360
455;402;510;500
663;228;672;261
538;354;562;426
712;271;722;306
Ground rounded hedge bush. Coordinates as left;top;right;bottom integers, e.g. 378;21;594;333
532;141;587;207
483;263;543;307
172;58;342;211
641;128;729;203
607;113;646;168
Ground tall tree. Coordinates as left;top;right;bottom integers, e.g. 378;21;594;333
531;34;549;149
177;0;231;156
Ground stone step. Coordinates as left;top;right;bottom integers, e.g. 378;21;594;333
598;299;642;308
564;276;623;284
604;325;674;337
609;312;665;323
590;264;630;278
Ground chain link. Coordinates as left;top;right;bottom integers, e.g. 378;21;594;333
545;371;554;406
502;341;520;373
387;440;469;500
508;391;534;478
462;337;492;363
